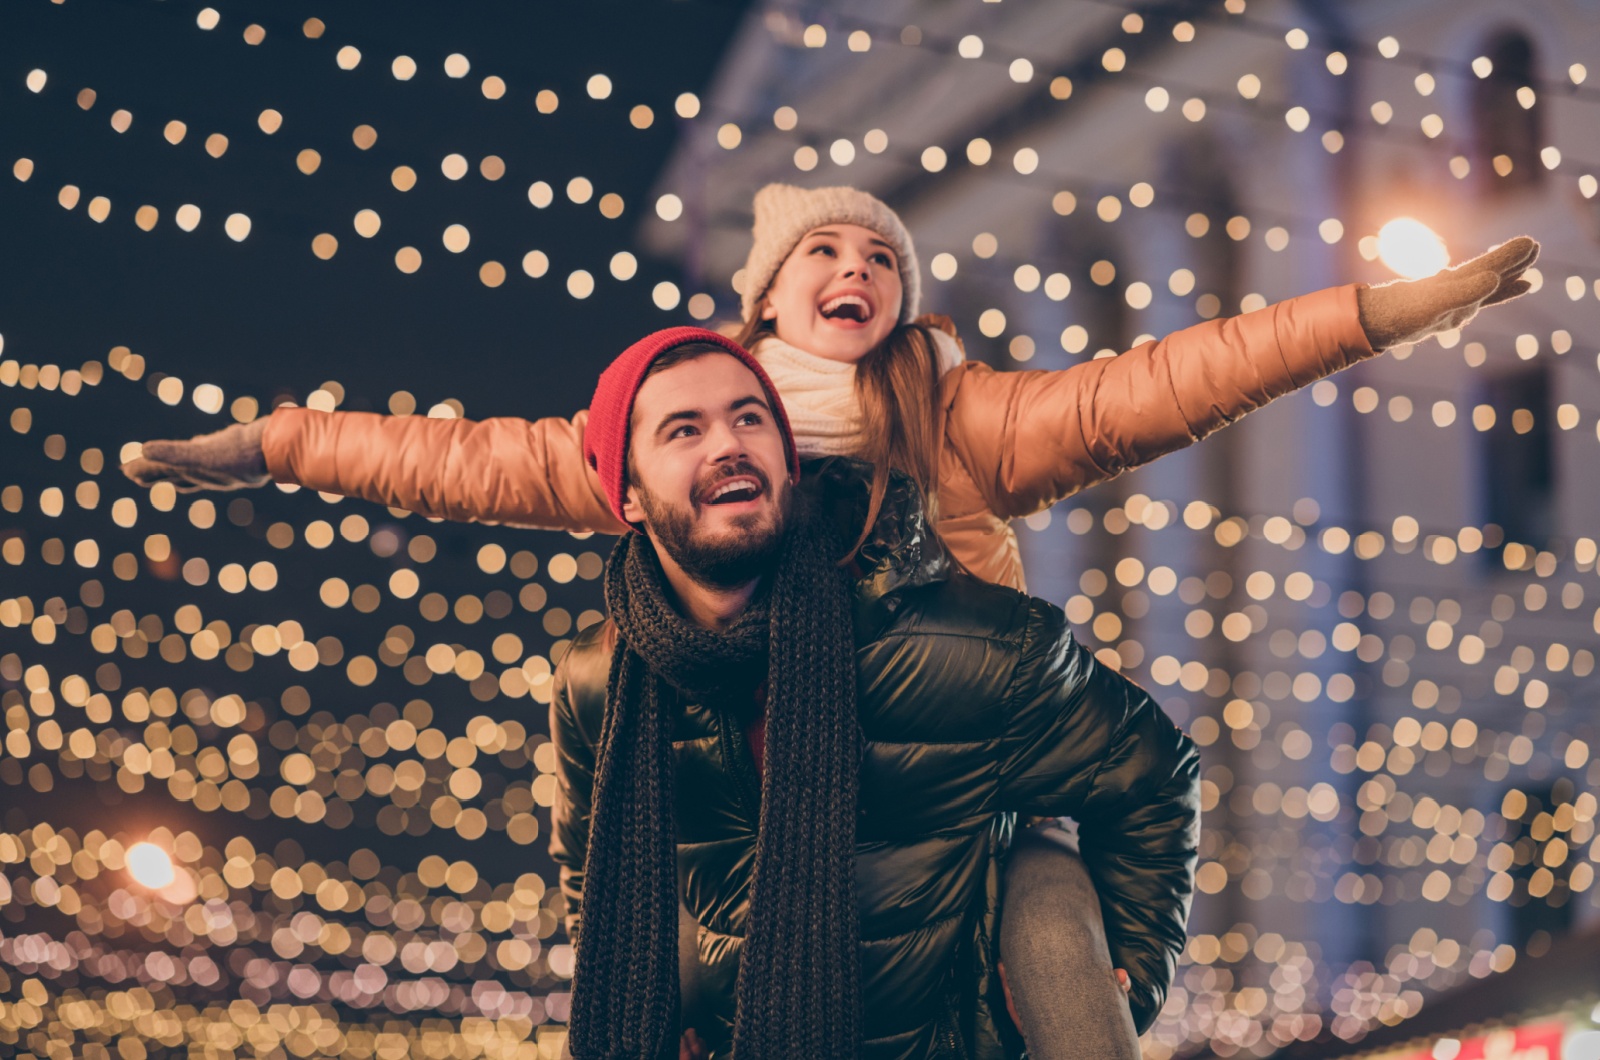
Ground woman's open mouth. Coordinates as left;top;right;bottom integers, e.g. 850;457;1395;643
819;293;874;326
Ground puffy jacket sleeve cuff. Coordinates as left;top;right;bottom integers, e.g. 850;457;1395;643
261;407;324;486
1271;283;1379;386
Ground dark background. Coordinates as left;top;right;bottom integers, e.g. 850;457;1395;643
0;0;752;1042
0;0;750;415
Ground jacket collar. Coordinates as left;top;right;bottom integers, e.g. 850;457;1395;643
798;458;950;627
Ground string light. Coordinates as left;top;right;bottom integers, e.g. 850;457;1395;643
13;27;1592;315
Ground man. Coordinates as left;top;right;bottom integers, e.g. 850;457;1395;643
551;325;1200;1058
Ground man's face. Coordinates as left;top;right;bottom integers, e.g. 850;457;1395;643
621;352;792;590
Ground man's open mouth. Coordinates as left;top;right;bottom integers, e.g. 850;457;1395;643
819;293;874;323
700;476;764;506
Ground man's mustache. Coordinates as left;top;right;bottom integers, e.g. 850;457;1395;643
692;461;770;508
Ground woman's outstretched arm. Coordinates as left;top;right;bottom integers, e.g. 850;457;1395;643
123;407;628;535
945;237;1537;520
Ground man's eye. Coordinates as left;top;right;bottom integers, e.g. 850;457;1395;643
737;413;763;427
670;425;698;439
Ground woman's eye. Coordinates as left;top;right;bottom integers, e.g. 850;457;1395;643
810;244;835;257
872;253;893;267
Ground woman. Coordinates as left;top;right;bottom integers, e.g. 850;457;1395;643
124;184;1536;1057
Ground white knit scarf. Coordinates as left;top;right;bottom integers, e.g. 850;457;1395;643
752;330;966;458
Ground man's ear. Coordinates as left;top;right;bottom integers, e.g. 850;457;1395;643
620;482;646;526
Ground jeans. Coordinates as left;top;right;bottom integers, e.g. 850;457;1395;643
1000;821;1141;1059
676;820;1139;1058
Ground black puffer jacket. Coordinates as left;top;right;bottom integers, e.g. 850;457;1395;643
550;464;1200;1058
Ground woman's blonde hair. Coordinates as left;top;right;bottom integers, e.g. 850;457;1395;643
736;307;955;562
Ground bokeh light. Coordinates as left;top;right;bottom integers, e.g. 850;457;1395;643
125;841;174;888
1378;218;1451;279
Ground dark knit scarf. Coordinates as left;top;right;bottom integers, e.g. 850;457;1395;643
568;501;861;1059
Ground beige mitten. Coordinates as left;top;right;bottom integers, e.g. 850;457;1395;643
121;416;271;492
1356;236;1539;350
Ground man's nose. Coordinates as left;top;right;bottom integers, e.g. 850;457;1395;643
704;421;746;460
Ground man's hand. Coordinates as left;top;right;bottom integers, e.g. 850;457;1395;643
678;1028;708;1060
120;418;271;492
1357;235;1539;351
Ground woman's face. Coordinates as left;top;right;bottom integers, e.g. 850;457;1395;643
762;224;902;364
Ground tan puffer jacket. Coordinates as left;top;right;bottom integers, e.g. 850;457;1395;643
261;285;1374;591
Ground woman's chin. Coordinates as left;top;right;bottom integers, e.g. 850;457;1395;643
771;320;883;363
809;331;879;364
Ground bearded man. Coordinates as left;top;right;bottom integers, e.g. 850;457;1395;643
550;326;1200;1059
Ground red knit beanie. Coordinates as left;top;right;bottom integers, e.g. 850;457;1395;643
584;326;801;528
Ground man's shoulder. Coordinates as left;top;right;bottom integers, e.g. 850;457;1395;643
855;574;1081;745
872;570;1070;662
552;619;617;734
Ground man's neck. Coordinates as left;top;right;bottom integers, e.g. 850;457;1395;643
653;549;763;631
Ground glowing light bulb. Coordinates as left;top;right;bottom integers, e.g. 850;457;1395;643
126;842;175;888
1377;218;1449;278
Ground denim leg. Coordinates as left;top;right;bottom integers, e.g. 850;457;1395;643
1000;822;1141;1059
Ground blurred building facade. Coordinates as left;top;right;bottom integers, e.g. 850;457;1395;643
642;0;1600;1055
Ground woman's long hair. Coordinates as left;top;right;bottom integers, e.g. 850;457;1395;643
736;306;952;562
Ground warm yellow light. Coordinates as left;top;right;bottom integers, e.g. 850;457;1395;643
1377;218;1449;278
127;842;175;888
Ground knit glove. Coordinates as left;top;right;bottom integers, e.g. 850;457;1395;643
120;417;270;492
1356;235;1538;350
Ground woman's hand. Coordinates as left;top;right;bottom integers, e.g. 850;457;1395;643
678;1028;709;1060
1357;236;1539;350
120;418;271;492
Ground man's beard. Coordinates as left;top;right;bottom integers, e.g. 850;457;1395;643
637;461;789;591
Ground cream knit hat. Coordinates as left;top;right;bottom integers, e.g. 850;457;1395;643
740;183;921;325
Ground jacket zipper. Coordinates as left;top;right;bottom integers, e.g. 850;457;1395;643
716;709;763;819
